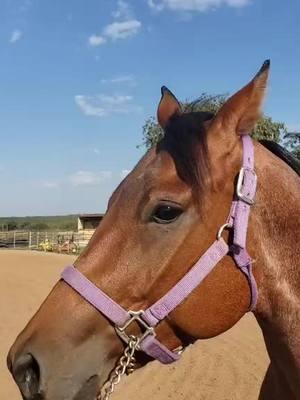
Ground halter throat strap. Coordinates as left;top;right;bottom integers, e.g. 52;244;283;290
61;135;257;364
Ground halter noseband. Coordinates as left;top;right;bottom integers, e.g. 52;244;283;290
61;135;257;364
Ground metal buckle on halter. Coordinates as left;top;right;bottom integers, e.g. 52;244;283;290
115;310;155;349
236;167;257;205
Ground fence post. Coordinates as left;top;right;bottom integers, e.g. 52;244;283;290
13;231;16;248
29;232;32;249
37;232;40;249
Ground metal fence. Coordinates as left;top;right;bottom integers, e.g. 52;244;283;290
0;230;94;253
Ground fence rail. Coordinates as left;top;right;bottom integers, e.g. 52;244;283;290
0;230;94;253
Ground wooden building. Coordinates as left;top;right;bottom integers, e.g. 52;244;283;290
77;214;104;247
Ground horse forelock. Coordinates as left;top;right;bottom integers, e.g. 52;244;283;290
157;111;214;199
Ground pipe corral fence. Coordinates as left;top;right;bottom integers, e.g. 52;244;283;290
0;214;104;253
0;230;94;253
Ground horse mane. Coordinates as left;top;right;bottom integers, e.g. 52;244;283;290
157;111;213;197
259;140;300;176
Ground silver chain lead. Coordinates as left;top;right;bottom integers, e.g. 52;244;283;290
97;336;139;400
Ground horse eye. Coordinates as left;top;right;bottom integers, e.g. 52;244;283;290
152;204;183;224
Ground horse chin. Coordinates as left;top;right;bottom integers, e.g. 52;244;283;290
72;375;100;400
43;373;107;400
69;356;148;400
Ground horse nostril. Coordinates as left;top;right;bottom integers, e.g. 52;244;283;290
12;353;41;399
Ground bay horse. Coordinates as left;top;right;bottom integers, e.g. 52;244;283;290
7;61;300;400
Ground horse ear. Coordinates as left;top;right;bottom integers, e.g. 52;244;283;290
211;60;270;135
157;86;182;128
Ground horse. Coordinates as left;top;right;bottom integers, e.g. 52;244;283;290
7;61;300;400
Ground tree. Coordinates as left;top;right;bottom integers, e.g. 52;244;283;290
20;222;31;230
61;222;77;231
31;223;49;231
282;131;300;160
7;220;18;231
142;93;287;150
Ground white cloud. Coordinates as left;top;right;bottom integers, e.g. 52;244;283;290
69;170;112;186
88;34;106;47
103;20;141;40
226;0;250;6
75;95;106;117
148;0;165;11
100;75;136;85
9;30;23;43
148;0;250;12
42;181;59;188
112;1;132;19
120;169;131;179
75;94;141;117
88;2;141;46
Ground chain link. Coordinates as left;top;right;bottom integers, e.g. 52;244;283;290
96;336;139;400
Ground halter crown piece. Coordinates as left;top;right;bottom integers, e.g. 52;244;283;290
61;135;258;364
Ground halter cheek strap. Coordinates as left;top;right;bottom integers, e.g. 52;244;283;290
61;134;257;364
227;135;258;309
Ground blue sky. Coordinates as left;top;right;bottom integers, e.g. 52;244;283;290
1;0;299;216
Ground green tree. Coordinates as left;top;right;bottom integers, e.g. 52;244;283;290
142;93;287;149
61;222;77;231
19;222;31;230
31;223;49;231
7;220;18;231
282;131;300;160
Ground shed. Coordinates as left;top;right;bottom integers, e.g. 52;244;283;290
77;214;104;248
77;214;104;231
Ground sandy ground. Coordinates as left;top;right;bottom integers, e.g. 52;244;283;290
0;250;269;400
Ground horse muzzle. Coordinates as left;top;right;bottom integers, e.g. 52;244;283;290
7;322;120;400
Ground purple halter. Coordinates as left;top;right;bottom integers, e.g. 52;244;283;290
61;135;257;365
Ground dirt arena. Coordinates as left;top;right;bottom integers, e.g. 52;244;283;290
1;250;269;400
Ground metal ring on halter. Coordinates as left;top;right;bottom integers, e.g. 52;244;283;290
115;310;155;349
217;223;230;240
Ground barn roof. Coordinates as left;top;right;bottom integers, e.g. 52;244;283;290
78;214;104;219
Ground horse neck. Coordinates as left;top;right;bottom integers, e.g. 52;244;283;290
250;143;300;398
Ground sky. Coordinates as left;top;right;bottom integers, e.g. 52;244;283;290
1;0;299;216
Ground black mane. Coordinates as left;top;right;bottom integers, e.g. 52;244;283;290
259;140;300;176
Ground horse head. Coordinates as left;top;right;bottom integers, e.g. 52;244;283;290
8;61;272;400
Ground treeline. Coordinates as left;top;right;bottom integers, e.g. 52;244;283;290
0;215;78;232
